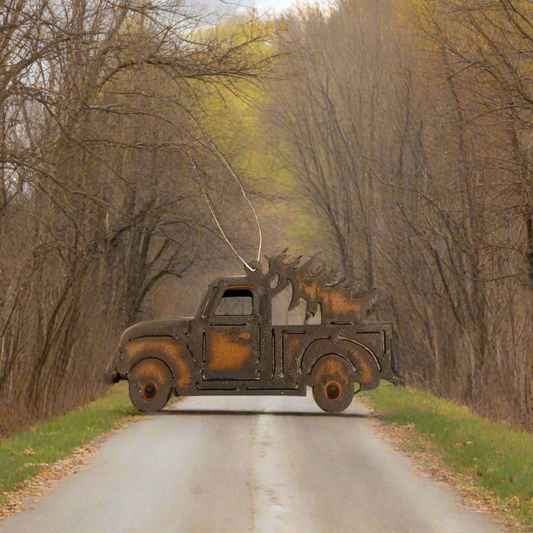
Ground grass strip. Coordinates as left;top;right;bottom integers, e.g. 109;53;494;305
0;383;138;504
363;383;533;527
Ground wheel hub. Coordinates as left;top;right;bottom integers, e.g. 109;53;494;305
324;380;342;400
142;381;159;400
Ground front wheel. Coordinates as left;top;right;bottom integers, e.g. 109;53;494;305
128;358;172;412
311;355;354;413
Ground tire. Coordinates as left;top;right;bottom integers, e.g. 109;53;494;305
311;355;355;413
128;358;172;412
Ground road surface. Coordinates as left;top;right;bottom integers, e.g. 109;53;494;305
0;394;506;533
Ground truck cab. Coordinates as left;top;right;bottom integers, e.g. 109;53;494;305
196;279;266;382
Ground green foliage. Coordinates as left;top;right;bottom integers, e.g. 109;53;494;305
363;383;533;526
0;384;138;504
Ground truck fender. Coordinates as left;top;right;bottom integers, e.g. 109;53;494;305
300;337;381;391
120;336;193;394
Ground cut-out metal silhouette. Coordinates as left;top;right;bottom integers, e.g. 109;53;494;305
107;251;397;413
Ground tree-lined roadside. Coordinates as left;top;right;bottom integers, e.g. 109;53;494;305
0;0;279;437
363;384;533;529
2;0;533;470
269;0;533;431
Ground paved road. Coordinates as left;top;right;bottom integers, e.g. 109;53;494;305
0;394;506;533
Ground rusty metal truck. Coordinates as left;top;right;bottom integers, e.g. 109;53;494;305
108;252;396;413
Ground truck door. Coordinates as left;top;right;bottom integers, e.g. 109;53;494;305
202;286;260;381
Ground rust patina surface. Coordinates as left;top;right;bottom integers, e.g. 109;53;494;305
108;252;397;413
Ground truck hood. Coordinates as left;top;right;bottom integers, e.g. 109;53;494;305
119;318;191;349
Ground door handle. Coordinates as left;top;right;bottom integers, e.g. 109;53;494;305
238;332;251;340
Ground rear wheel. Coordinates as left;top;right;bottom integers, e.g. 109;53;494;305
128;358;172;412
312;355;354;413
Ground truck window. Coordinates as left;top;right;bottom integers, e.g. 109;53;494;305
215;288;253;316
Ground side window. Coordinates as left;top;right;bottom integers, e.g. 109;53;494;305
215;288;253;316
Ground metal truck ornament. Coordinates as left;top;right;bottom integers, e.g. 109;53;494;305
108;251;397;413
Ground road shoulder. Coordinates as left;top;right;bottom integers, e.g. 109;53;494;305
360;385;532;532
